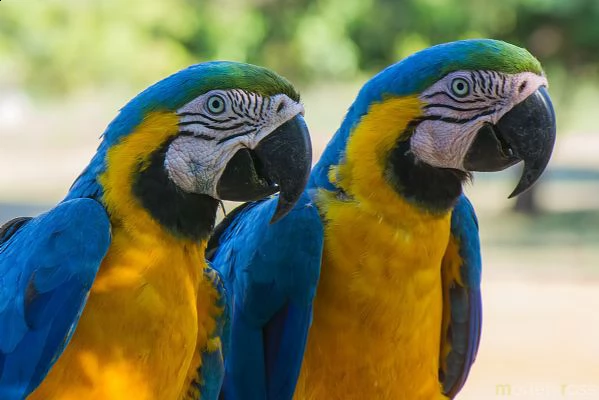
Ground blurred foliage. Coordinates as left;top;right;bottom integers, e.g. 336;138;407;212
1;0;599;98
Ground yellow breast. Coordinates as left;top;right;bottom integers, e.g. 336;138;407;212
29;226;217;400
295;196;450;400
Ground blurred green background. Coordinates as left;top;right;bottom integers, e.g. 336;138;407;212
1;1;598;399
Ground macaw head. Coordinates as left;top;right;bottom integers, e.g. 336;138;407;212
312;39;556;214
68;62;312;239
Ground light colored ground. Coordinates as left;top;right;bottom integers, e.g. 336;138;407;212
460;279;599;399
1;85;599;399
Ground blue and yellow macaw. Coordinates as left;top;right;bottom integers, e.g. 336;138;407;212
208;39;556;399
0;62;312;400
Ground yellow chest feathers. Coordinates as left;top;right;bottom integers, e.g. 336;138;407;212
29;228;220;400
296;196;451;400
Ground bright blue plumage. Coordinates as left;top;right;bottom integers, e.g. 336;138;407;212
0;199;111;399
443;194;483;397
207;191;323;400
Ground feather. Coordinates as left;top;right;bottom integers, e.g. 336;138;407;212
0;199;110;399
208;191;323;400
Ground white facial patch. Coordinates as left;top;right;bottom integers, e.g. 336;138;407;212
410;71;548;170
164;89;304;197
164;135;219;194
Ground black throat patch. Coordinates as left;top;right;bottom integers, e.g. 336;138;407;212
385;130;468;214
133;139;219;242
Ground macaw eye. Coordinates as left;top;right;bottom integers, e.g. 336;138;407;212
451;78;470;97
207;95;226;114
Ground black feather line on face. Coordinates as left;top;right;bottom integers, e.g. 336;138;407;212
418;108;497;125
422;91;489;104
133;137;219;242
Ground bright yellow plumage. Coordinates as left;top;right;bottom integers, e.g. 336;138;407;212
29;112;221;400
294;97;452;400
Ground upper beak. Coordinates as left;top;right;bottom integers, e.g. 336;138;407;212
216;114;312;223
463;86;556;198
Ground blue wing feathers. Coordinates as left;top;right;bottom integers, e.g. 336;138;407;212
442;195;483;398
0;198;111;399
209;192;323;400
451;195;481;287
264;303;312;400
223;309;268;399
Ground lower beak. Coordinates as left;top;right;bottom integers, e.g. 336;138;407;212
216;114;312;223
463;86;556;197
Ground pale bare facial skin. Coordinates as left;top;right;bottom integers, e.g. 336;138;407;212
164;89;304;197
411;71;548;170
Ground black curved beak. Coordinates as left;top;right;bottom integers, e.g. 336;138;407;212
463;86;556;198
216;114;312;223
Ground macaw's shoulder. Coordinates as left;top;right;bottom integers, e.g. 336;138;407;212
450;195;480;281
207;191;324;294
441;194;482;399
0;198;111;399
